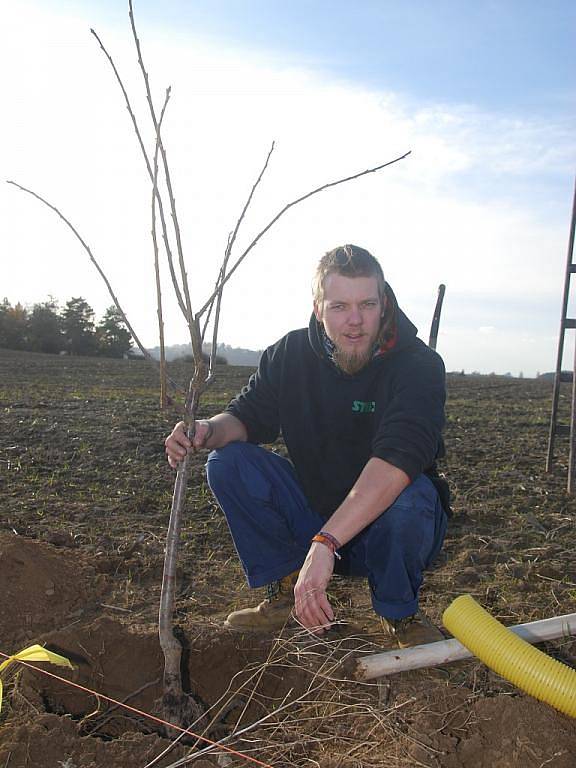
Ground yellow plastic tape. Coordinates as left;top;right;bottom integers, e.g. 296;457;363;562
0;644;73;712
443;595;576;719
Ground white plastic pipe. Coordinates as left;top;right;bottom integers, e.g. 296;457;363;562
355;612;576;681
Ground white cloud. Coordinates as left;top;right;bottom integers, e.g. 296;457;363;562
413;103;574;178
0;2;573;378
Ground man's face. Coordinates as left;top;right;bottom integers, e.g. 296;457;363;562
314;273;384;374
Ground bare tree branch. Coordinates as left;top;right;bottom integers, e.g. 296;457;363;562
153;88;171;408
197;150;412;318
6;179;185;395
128;0;195;336
201;256;226;346
7;181;147;356
205;141;276;378
89;27;188;319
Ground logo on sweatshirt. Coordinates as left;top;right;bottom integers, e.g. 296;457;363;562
352;400;376;414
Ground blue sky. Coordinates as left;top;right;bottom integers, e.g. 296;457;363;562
149;0;575;112
144;0;575;212
1;1;575;375
55;0;576;116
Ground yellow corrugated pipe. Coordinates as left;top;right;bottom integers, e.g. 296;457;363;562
443;595;576;718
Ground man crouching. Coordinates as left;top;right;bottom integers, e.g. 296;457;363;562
165;244;449;647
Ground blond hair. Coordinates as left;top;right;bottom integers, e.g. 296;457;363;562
312;244;386;305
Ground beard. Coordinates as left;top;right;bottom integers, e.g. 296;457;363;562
332;342;374;375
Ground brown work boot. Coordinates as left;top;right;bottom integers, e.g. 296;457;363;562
381;612;444;648
224;571;298;632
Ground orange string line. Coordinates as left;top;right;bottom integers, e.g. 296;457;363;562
0;650;273;768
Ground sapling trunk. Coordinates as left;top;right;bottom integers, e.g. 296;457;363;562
158;324;208;726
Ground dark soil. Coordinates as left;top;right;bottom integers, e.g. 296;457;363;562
0;349;575;767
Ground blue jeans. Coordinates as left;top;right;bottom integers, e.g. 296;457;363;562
206;442;447;619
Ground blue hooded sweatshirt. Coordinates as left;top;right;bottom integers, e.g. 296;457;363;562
226;284;446;519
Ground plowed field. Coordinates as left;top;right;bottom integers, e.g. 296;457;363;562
0;349;575;767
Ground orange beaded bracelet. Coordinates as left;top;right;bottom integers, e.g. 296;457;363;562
311;532;342;560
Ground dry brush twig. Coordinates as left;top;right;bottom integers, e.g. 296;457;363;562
156;630;415;768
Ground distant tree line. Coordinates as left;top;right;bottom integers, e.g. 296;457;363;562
0;297;133;358
148;342;261;366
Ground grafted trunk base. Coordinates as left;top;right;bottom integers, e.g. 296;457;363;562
161;689;206;737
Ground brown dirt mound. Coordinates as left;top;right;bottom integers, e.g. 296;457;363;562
402;681;576;768
441;696;576;768
10;616;308;738
0;714;193;768
0;584;312;767
0;532;105;651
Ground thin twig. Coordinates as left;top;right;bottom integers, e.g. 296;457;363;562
128;0;194;335
153;87;171;407
100;604;133;613
176;638;352;765
161;687;298;767
90;27;187;319
146;628;419;768
82;677;160;736
206;142;276;379
6;181;185;395
189;615;287;754
197;150;411;318
6;182;145;360
162;637;399;768
201;258;225;345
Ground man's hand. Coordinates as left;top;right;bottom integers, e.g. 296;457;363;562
293;542;335;634
164;420;213;468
